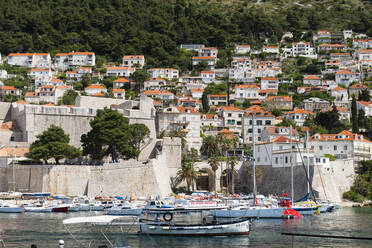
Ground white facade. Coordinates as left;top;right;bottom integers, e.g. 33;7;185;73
260;77;279;90
289;42;317;58
201;71;215;83
147;68;179;79
192;57;217;69
357;101;372;117
122;55;145;68
54;52;95;70
283;109;313;126
84;84;107;96
218;106;245;135
198;47;218;58
262;46;279;54
234;45;251;54
106;67;135;77
242;111;275;143
355;49;372;61
353;39;372;49
335;70;357;87
8;53;51;68
142;90;175;101
144;78;167;90
234;84;259;101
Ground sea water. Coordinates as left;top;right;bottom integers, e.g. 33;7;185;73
0;207;372;247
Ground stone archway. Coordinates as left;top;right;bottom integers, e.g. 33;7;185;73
196;168;214;192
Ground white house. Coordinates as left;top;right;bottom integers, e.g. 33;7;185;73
156;106;202;150
229;68;255;82
122;55;145;68
201;71;215;83
260;77;279;90
357;101;372;117
349;83;369;97
0;86;20;100
55;52;95;69
144;77;167;90
192;56;217;69
84;84;107;96
234;84;260;101
317;43;345;52
309;130;372;162
242;110;275;143
200;113;224;128
255;136;314;167
335;70;357;87
198;47;218;58
147;68;179;79
303;75;322;86
8;53;51;68
353;39;372;49
207;94;227;106
260;126;299;142
234;44;251;54
106;66;135;77
290;42;317;58
191;89;204;99
28;68;52;87
49;78;64;87
231;58;252;69
262;45;279;54
283;109;313;126
355;49;372;61
113;78;130;89
218;105;245;135
142;90;174;101
331;86;349;108
66;67;92;81
112;89;125;99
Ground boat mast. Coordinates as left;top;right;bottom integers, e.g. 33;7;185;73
306;130;310;194
252;113;257;205
290;125;294;205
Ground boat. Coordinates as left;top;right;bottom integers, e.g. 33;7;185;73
24;206;53;213
139;218;251;236
0;201;23;213
22;192;51;198
90;201;105;211
51;205;69;213
210;206;291;219
106;202;143;216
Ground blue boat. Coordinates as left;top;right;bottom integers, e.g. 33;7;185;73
22;192;51;198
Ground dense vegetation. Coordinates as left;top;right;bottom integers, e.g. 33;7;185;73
1;0;371;69
343;160;372;202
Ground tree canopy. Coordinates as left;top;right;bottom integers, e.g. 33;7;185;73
81;108;150;161
28;125;81;164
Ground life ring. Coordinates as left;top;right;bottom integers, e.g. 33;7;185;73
163;212;173;221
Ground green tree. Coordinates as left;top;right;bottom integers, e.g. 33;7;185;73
81;108;138;161
129;123;151;159
228;156;238;194
130;69;150;90
351;95;359;133
177;154;199;192
62;89;78;105
201;136;219;158
208;155;220;193
358;109;367;129
29;125;81;164
358;89;371;102
314;106;347;133
201;92;210;113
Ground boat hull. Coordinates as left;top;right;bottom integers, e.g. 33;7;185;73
25;207;52;213
0;207;23;213
106;208;142;216
139;220;250;236
291;207;318;215
210;207;287;219
52;206;69;213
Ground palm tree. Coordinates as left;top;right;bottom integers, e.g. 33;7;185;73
200;135;219;158
177;155;199;192
208;155;220;193
228;156;238;194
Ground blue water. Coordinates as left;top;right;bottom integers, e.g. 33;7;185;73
1;207;372;247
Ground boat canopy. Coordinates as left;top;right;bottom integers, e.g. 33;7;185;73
63;215;137;225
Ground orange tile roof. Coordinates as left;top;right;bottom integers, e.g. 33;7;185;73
293;41;310;45
91;93;105;97
236;44;250;47
142;90;173;95
15;100;27;104
55;53;69;56
349;83;368;89
304;75;321;80
327;106;349;112
272;136;301;143
245;105;265;112
259;89;278;94
30;68;49;72
68;52;94;55
220;105;243;111
331;86;346;91
44;103;55;106
8;53;49;56
86;84;105;89
112;89;125;92
175;106;198;113
25;92;36;97
284;109;313;115
201;71;215;74
218;129;234;135
40;85;54;88
235;84;259;89
50;78;63;83
201;114;222;120
192;56;216;60
261;77;278;81
114;78;129;83
208;94;227;97
309;131;370;142
1;86;16;90
357;49;372;54
357;101;372;107
330;53;349;56
123;55;144;59
266;96;292;102
107;66;135;71
191;89;204;92
336;70;354;75
56;86;70;89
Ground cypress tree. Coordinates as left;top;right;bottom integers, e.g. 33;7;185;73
351;95;358;133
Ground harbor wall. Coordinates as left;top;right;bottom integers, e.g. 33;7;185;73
238;159;355;203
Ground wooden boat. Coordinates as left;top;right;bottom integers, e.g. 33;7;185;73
139;218;251;236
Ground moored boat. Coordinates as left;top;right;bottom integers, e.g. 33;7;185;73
139;218;251;236
51;205;69;213
0;201;23;213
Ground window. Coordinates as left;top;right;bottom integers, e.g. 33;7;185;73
265;120;271;125
319;146;323;151
285;156;288;163
275;157;278;164
256;120;262;125
237;121;241;125
344;146;347;151
249;120;252;125
279;145;283;150
228;113;232;117
238;114;242;118
257;129;261;133
248;129;253;133
258;137;261;141
334;145;337;151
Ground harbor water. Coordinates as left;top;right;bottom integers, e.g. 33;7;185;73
1;207;372;247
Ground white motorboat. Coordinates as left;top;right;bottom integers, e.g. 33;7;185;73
210;206;289;219
139;219;251;236
106;202;143;216
68;203;91;212
0;201;23;213
90;201;105;211
24;206;53;213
